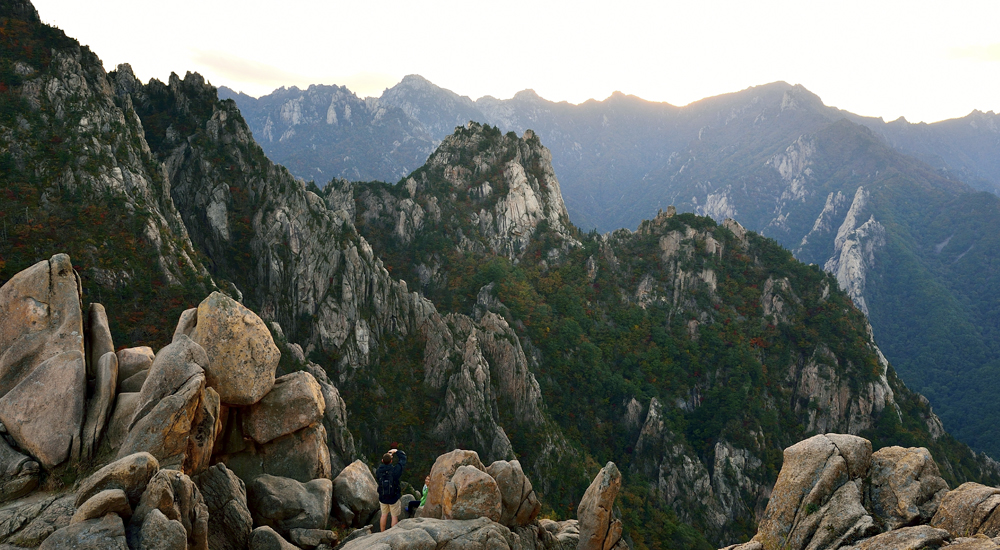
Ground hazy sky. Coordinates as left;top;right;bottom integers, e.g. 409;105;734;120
31;0;1000;124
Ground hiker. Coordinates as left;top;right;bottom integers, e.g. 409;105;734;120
420;475;429;507
376;448;407;531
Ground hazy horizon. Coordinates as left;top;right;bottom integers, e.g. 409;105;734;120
30;0;1000;125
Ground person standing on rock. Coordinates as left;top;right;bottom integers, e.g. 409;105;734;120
376;448;407;531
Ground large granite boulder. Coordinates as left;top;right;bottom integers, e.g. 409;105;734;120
577;462;624;550
130;335;207;427
189;292;280;406
85;302;114;377
39;513;128;550
193;464;253;550
443;465;502;522
76;452;160;508
133;508;188;550
486;459;541;527
222;423;332;483
332;459;379;527
243;371;325;445
184;386;222;475
248;475;332;536
931;482;1000;537
865;446;949;530
423;449;486;519
118;372;206;468
0;254;86;469
753;434;876;550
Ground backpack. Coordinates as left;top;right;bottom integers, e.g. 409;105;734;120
378;465;397;501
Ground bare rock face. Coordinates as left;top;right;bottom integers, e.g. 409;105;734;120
577;462;624;550
39;513;128;550
106;392;140;452
423;449;486;519
486;459;541;527
866;446;949;530
332;459;378;528
76;452;160;509
0;254;86;469
930;482;1000;538
443;465;502;522
248;475;332;537
193;464;253;550
184;386;222;475
118;371;206;468
243;371;325;445
190;292;280;406
753;434;875;550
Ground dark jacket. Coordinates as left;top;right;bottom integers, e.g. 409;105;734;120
375;450;407;504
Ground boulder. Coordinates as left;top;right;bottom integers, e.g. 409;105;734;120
931;482;1000;537
223;423;332;483
116;346;154;383
248;475;332;536
76;452;159;508
193;464;253;550
424;449;486;519
106;392;140;451
845;525;952;550
332;459;379;528
0;350;85;469
443;465;502;522
80;351;118;459
753;434;873;550
243;371;325;445
487;459;540;527
540;519;580;549
131;469;209;550
305;363;356;476
184;386;221;474
250;526;299;550
86;302;114;377
39;513;128;550
0;429;40;503
71;488;131;524
865;446;949;530
0;254;86;468
134;508;187;550
173;307;198;341
190;292;280;406
130;335;207;428
118;373;206;467
577;462;623;550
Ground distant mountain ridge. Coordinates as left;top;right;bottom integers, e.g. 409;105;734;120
223;77;1000;460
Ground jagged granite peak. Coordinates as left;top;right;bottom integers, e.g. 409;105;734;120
0;0;39;21
379;75;483;139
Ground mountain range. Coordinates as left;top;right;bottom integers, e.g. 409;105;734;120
3;2;1000;547
222;76;1000;460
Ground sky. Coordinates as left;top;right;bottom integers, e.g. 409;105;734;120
30;0;1000;124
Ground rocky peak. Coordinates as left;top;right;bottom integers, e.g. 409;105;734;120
0;0;39;22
